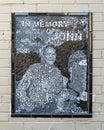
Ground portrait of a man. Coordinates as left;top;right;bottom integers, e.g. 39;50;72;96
12;13;92;117
16;46;69;113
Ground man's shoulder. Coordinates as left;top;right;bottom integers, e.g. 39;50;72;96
54;66;62;75
29;63;41;69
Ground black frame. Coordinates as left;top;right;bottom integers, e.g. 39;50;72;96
11;12;93;117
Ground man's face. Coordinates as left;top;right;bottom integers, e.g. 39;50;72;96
44;47;56;65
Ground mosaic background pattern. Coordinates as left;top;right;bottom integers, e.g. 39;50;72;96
12;13;91;116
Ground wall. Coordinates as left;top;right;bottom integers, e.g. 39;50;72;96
0;0;104;130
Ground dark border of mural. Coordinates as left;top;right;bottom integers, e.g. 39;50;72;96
11;12;93;118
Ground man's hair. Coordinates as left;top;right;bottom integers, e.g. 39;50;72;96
43;45;56;56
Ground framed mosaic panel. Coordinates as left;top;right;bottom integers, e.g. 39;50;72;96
11;12;92;117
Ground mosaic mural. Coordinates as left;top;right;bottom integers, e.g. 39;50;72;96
12;13;92;117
